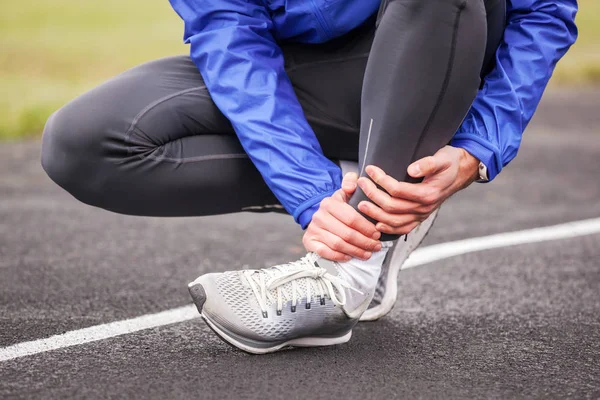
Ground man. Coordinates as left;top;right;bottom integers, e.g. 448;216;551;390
41;0;577;354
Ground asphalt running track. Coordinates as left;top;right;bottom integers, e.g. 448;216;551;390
1;88;599;399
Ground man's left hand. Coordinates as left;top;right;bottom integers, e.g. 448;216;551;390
356;145;481;235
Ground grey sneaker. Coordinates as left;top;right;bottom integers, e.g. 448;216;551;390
359;208;439;322
189;252;373;354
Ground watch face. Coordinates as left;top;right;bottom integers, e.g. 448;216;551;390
478;161;489;182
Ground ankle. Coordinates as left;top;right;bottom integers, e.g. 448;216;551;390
337;244;391;290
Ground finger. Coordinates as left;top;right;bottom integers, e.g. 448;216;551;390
363;165;439;205
315;228;374;260
407;155;450;178
321;197;381;239
331;188;348;203
315;211;382;253
357;176;407;213
357;201;421;228
407;157;437;178
360;178;436;204
376;221;421;236
305;239;352;262
363;165;405;197
357;177;423;212
341;172;358;195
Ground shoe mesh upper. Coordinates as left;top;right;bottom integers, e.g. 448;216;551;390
215;271;295;339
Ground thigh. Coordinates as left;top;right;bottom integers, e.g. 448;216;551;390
46;37;375;218
106;56;235;160
102;47;369;166
50;55;240;165
43;55;283;217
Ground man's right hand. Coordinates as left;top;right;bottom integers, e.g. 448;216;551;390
302;172;382;262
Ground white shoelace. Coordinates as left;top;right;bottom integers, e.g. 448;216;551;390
242;253;361;318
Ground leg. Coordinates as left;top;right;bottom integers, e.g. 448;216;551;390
42;56;285;217
348;0;489;240
357;0;506;321
41;34;371;218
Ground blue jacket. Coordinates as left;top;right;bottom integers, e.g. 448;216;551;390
169;0;577;228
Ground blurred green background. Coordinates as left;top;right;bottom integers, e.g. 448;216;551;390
0;0;598;141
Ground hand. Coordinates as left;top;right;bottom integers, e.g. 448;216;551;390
303;172;382;262
357;145;480;235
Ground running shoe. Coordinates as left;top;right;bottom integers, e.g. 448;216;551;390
359;208;439;322
189;252;374;354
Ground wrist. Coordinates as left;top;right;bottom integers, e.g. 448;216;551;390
456;147;480;185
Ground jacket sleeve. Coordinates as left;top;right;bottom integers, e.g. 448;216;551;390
169;0;342;228
451;0;578;181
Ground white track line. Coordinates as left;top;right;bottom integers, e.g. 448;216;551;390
0;306;199;362
403;217;600;269
1;217;600;362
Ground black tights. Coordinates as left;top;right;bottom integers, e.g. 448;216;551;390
41;0;504;239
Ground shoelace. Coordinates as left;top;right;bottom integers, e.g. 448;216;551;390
243;253;360;318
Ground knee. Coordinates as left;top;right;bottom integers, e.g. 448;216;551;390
40;106;107;205
41;108;72;188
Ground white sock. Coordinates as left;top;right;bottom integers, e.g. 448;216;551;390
336;240;395;293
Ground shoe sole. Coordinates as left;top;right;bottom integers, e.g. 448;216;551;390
359;208;439;322
189;283;352;355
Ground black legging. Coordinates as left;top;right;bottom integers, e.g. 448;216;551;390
41;0;504;239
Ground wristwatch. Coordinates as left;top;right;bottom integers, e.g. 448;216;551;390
477;161;489;183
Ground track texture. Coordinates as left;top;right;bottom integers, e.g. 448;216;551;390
1;89;599;398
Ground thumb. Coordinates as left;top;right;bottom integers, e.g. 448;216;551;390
408;156;440;178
